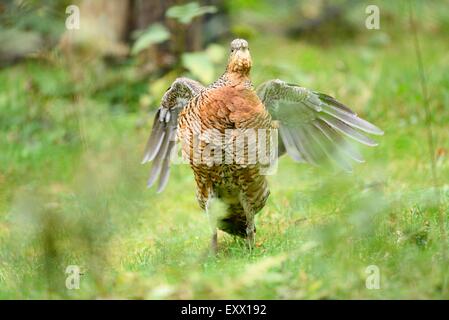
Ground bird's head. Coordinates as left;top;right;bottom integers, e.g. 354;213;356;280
226;39;252;76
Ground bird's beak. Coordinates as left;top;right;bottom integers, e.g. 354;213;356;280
236;48;250;60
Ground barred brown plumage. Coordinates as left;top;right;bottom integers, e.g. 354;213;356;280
142;38;383;252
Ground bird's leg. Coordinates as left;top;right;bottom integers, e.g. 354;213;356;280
205;196;218;254
210;230;218;254
246;216;255;251
241;196;255;251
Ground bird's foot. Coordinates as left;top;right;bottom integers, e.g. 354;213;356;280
246;228;255;252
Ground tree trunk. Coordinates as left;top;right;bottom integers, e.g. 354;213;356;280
60;0;225;65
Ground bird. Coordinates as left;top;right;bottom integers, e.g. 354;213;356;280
142;38;383;252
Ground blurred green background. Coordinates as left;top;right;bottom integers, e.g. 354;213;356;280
0;0;448;299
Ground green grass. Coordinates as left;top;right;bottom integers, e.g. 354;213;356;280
1;3;449;299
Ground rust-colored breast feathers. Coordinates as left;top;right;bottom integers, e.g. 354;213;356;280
199;85;270;130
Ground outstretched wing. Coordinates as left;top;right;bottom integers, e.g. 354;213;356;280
142;77;204;192
256;79;383;171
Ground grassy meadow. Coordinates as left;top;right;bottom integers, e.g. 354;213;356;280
0;1;449;299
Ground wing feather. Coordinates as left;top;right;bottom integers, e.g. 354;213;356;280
256;79;383;171
142;78;204;192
